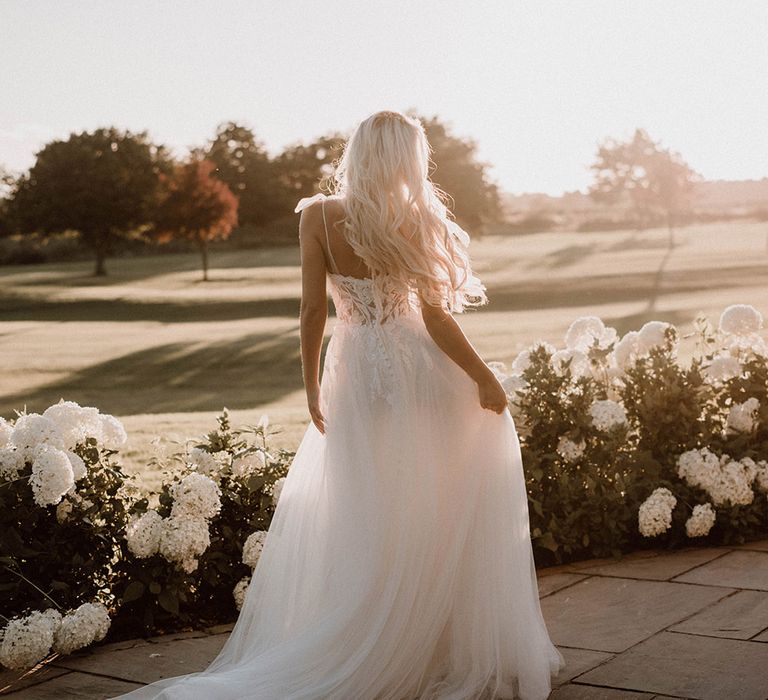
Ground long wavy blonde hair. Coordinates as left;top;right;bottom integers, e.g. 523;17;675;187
328;110;488;313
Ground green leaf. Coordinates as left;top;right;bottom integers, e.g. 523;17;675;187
158;588;179;615
122;580;146;603
149;581;162;595
535;531;559;552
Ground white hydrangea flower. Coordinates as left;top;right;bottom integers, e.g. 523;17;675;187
740;457;759;483
556;436;586;462
10;414;65;456
638;487;677;537
170;473;222;520
636;321;674;355
231;450;266;480
703;354;742;383
66;451;87;482
725;397;759;434
99;414;128;450
485;361;508;381
0;417;13;447
242;530;268;568
685;503;716;538
677;448;756;506
719;458;756;506
565;316;616;352
158;515;211;573
551;349;590;378
0;447;26;481
589;399;628;431
0;608;62;670
271;477;286;506
511;341;556;374
187;447;227;477
501;374;527;398
511;349;532;374
612;331;639;370
29;445;75;507
233;576;251;611
41;401;103;450
52;602;110;655
125;510;164;558
755;460;768;494
719;304;763;336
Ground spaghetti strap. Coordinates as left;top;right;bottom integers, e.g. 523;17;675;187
321;198;340;275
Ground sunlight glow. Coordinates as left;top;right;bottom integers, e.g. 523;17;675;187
1;0;766;194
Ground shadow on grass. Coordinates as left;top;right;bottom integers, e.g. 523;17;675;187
535;242;596;269
0;295;307;323
0;246;302;288
604;231;676;253
482;263;763;315
3;259;761;324
0;328;320;417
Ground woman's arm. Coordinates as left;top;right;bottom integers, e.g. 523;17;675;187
419;293;508;414
298;203;329;433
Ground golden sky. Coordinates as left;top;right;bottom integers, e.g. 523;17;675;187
1;0;766;194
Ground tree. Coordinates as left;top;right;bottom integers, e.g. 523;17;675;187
9;128;167;275
272;133;345;205
589;128;699;241
194;122;285;227
0;166;15;237
410;112;502;233
151;158;238;281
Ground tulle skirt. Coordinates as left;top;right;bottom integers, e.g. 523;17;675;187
110;313;565;700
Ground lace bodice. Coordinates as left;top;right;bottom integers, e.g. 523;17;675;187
328;273;420;326
293;192;420;326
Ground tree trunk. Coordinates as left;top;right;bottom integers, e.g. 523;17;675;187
199;239;209;281
94;247;107;276
666;212;675;249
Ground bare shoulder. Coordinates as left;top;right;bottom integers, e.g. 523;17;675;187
321;195;347;232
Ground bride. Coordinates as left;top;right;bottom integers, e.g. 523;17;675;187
112;110;565;700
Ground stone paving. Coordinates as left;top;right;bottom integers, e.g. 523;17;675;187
2;538;767;699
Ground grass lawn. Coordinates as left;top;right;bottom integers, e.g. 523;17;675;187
1;220;767;490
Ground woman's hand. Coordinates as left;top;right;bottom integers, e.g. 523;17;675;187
477;373;508;414
306;385;326;434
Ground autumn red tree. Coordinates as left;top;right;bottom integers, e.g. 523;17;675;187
152;158;238;281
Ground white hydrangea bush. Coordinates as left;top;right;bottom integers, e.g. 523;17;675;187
487;305;768;561
115;409;293;635
0;400;139;671
0;601;110;670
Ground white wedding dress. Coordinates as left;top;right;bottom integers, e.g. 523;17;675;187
112;194;565;700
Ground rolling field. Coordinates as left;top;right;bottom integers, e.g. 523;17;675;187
1;220;767;490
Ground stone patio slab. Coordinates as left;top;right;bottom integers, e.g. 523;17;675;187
4;671;142;699
736;538;768;552
0;663;69;695
551;647;614;687
538;572;588;598
673;550;768;590
51;633;228;685
575;630;768;700
540;576;732;652
669;589;768;639
570;547;726;581
551;684;654;699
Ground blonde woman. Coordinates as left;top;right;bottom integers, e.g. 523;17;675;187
112;110;565;700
